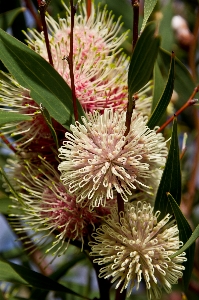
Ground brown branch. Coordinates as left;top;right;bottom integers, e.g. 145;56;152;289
38;0;54;67
69;0;78;122
24;0;42;31
188;6;199;82
124;1;140;139
0;133;17;153
86;0;92;19
157;84;199;133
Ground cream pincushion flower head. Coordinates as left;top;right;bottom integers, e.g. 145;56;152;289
58;109;168;208
89;201;186;299
24;1;129;112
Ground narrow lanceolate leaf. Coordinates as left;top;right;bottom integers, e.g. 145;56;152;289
167;193;195;290
141;0;158;32
151;62;165;112
154;118;181;219
30;252;86;299
0;7;26;30
0;29;85;130
147;52;174;129
0;259;89;299
0;110;32;127
171;224;199;258
128;22;160;98
159;48;195;105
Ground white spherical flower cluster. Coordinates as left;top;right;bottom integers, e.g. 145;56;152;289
58;109;168;207
89;201;186;299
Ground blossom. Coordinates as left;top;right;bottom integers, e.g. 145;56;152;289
58;109;168;207
89;201;187;299
8;157;114;259
0;74;64;153
24;1;129;112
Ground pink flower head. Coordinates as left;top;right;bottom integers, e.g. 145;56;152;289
8;157;115;258
25;2;129;111
58;109;168;208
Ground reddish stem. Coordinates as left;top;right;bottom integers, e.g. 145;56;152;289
157;84;199;133
24;0;42;31
86;0;92;19
117;1;140;218
124;1;140;137
0;134;17;153
69;0;78;122
38;1;54;67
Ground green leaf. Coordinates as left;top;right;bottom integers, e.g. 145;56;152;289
30;252;86;299
151;62;165;112
170;224;199;258
0;29;85;131
158;0;174;51
147;52;174;129
167;193;195;290
0;259;89;299
0;110;32;127
159;48;195;104
154;118;181;219
0;7;26;30
128;22;160;98
141;0;158;31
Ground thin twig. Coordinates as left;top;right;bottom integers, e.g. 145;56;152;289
0;133;17;153
157;84;199;133
38;0;54;67
69;0;78;122
131;0;140;49
24;0;42;31
115;6;140;297
86;0;92;19
117;1;140;219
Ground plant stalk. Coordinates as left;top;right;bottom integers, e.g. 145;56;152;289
157;84;199;133
38;0;54;67
131;0;140;49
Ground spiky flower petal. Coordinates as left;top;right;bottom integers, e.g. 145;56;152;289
24;2;129;112
0;74;64;153
8;157;114;259
89;201;186;299
58;109;168;207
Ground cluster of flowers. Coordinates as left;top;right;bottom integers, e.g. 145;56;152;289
0;2;186;299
